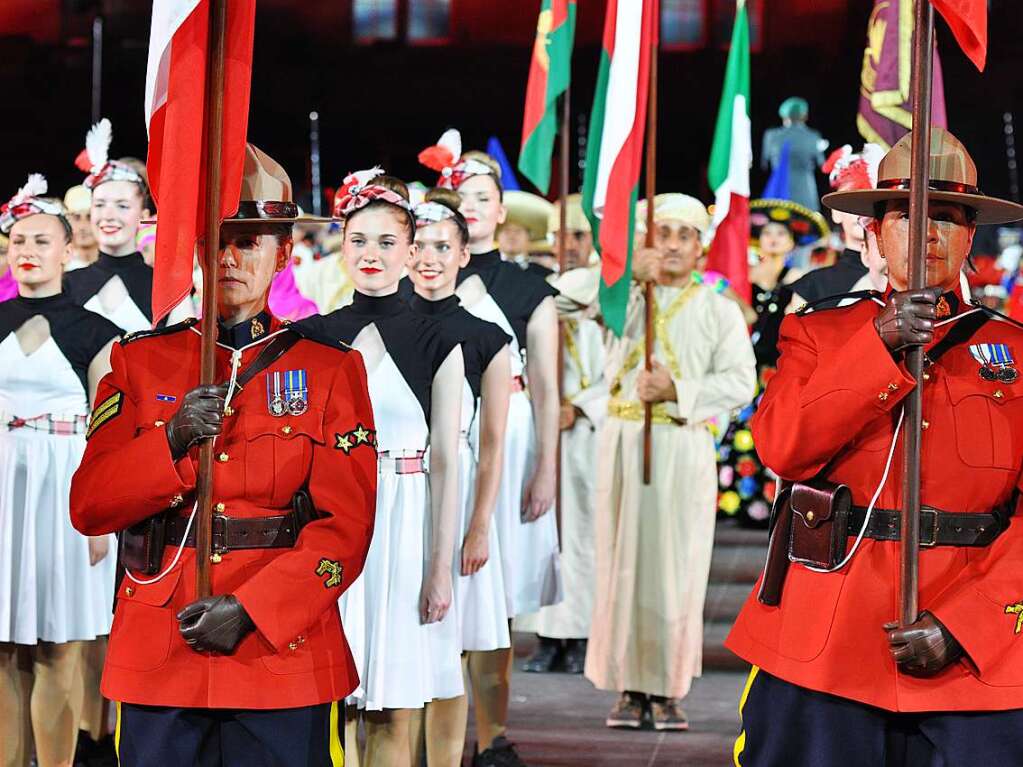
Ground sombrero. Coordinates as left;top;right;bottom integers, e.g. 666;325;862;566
822;126;1023;225
749;198;830;246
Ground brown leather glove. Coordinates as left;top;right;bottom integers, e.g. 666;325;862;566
873;288;941;353
884;610;962;677
177;595;255;654
165;384;228;460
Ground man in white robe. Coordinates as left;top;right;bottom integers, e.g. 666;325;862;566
585;194;756;731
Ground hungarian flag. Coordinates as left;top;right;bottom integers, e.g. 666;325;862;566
933;0;987;71
705;0;752;304
581;0;658;336
145;0;255;325
518;0;577;195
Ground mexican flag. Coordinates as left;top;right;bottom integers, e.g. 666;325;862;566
518;0;577;194
581;0;658;336
706;0;752;304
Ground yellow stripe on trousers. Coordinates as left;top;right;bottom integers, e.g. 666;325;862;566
732;665;760;767
329;700;345;766
114;701;122;763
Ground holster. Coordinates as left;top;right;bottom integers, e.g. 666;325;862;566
118;513;168;575
757;477;852;606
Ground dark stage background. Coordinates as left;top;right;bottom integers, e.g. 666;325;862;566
0;1;1020;211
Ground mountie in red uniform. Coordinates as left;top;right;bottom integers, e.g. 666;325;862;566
727;290;1023;713
70;314;377;711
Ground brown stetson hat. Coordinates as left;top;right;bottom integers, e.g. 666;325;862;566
223;144;330;225
822;126;1023;225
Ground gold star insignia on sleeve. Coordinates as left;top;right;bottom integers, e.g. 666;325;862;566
334;433;354;454
353;424;372;444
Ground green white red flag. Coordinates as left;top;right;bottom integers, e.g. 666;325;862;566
705;0;752;303
518;0;577;194
581;0;659;336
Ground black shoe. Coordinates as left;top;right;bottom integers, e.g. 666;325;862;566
522;636;561;673
560;639;586;674
473;736;529;766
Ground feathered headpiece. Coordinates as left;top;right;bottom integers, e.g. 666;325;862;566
0;174;64;234
332;167;413;219
418;129;496;189
75;118;145;190
822;143;885;192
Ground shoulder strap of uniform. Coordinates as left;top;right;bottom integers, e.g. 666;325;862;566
795;290;883;316
971;302;1023;332
287;321;353;351
120;317;198;345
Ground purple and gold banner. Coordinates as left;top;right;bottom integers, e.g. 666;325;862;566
858;0;948;151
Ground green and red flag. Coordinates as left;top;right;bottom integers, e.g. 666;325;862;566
518;0;577;194
705;0;752;303
581;0;659;336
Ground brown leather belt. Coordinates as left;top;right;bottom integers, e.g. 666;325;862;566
165;512;306;553
849;505;1011;548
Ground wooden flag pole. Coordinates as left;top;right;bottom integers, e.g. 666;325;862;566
195;0;228;599
555;85;570;539
642;39;658;485
899;0;935;628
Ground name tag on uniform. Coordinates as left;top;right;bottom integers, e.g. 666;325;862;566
266;370;309;416
969;343;1018;383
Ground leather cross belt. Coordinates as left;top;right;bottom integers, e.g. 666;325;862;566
849;505;1010;548
165;512;306;552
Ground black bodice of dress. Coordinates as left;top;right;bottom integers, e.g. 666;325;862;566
455;250;558;351
63;252;162;327
750;266;793;371
788;248;869;309
0;293;121;394
296;291;457;422
409;293;511;399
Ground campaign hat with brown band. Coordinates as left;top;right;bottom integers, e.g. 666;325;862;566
224;144;330;225
822;126;1023;225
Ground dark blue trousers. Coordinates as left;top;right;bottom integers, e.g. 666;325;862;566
735;667;1023;767
115;701;344;767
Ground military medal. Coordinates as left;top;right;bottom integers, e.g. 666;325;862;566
284;369;309;416
970;343;1019;383
266;371;287;416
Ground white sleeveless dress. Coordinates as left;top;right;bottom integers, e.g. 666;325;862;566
453;380;510;652
84;288;150;334
462;292;561;618
339;324;463;710
0;333;115;644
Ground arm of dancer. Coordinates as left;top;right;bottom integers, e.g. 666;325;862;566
420;345;465;625
522;296;559;522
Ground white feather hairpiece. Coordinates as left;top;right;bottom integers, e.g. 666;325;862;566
343;166;385;191
11;173;48;206
860;143;885;187
85;118;113;173
436;129;462;165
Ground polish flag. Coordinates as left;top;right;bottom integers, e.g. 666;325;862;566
145;0;255;325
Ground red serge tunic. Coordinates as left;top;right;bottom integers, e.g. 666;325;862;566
726;293;1023;712
69;315;377;709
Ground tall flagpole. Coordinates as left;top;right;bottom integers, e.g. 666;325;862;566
555;85;570;536
91;16;103;123
310;111;322;217
642;35;658;485
899;0;935;628
195;0;229;599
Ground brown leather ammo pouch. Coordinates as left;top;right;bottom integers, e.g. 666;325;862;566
118;513;168;575
787;480;853;570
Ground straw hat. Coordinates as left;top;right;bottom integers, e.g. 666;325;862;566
547;193;591;234
224;144;330;225
822;126;1023;225
63;185;91;214
635;193;711;235
502;190;554;247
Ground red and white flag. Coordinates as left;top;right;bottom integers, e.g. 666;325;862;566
145;0;255;325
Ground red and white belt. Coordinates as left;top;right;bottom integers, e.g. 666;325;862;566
378;449;427;475
510;375;526;393
3;412;89;435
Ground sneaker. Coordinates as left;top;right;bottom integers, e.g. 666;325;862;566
559;638;586;674
522;636;561;673
649;697;689;731
473;736;529;767
606;692;647;729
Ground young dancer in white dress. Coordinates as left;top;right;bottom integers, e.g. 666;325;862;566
64;119;191;333
406;189;512;766
420;131;561;766
299;171;464;767
0;176;119;767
